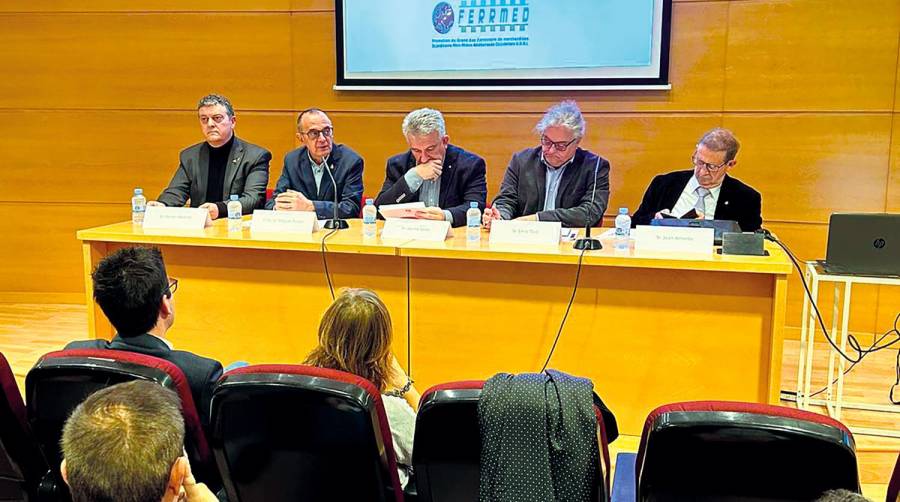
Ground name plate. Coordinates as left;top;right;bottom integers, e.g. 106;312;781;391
381;219;450;242
489;220;561;246
143;206;208;230
632;225;714;254
251;210;316;234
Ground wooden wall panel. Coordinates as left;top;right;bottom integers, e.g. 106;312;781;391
0;203;126;294
0;111;296;204
721;114;893;223
0;1;291;12
724;1;900;112
0;13;294;110
290;0;333;11
291;2;729;114
888;113;900;212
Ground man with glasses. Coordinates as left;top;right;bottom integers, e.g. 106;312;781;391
375;107;487;227
151;94;271;219
65;246;223;429
265;108;364;219
484;100;610;228
632;128;762;231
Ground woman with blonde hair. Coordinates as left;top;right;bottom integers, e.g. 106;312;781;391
305;288;419;487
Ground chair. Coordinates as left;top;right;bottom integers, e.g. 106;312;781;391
25;349;217;495
0;352;47;501
413;380;611;502
887;450;900;502
634;401;860;502
209;364;404;502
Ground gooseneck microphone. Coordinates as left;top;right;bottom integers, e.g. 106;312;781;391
323;161;349;230
573;156;602;250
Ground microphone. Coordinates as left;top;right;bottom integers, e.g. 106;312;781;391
573;156;602;250
322;160;349;230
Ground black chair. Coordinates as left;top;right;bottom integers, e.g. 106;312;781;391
25;349;217;498
634;400;860;502
209;364;405;502
0;351;47;501
887;449;900;502
413;380;611;502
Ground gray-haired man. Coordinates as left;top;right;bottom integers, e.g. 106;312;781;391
484;100;610;229
375;108;487;227
152;94;271;219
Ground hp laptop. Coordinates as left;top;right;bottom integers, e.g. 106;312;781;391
823;213;899;276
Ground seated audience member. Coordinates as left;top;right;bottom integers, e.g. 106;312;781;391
632;127;762;231
265;108;364;219
151;94;271;219
66;246;223;428
61;380;217;502
816;489;872;502
375;107;487;227
483;100;610;229
304;288;419;488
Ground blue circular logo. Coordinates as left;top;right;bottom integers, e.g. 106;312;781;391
432;2;454;34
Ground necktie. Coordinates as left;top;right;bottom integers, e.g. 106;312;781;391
694;187;710;216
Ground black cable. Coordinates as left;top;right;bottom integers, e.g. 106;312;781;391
540;249;586;373
320;228;338;300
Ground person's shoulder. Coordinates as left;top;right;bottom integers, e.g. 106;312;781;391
574;148;609;168
332;143;364;165
64;339;107;350
168;349;222;371
179;141;205;159
234;136;271;157
723;174;761;198
385;150;411;168
509;146;541;165
449;144;485;166
653;169;693;185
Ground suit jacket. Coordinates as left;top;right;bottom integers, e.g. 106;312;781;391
265;144;364;219
632;169;763;231
375;144;487;227
157;135;271;216
492;147;610;228
65;334;223;429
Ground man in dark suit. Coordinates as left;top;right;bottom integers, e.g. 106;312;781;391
152;94;271;219
632;128;762;231
265;108;364;219
375;108;486;227
484;100;610;229
65;246;222;428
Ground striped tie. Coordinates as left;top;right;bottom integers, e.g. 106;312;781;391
694;187;710;216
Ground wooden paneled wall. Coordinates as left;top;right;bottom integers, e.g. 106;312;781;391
1;0;899;337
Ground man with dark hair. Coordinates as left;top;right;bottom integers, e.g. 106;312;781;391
265;108;364;219
61;380;217;502
66;246;222;427
632;127;763;231
151;93;272;219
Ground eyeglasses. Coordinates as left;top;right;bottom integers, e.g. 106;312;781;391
301;127;334;141
691;152;730;172
199;114;228;124
540;135;578;152
165;278;179;297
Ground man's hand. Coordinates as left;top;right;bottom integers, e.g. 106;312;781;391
274;190;314;212
198;202;219;220
147;200;164;207
414;207;446;221
177;457;218;502
482;206;501;230
514;214;537;222
414;158;443;181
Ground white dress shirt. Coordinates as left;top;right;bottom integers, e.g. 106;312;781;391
670;175;722;219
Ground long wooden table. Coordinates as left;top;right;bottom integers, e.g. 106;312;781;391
77;219;791;434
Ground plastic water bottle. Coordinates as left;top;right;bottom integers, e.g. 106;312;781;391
131;188;146;225
614;207;631;251
227;195;242;233
362;198;377;238
466;202;481;244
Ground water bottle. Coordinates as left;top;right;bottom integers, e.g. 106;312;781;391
227;195;242;233
614;207;631;251
362;198;377;238
466;202;481;244
131;188;146;225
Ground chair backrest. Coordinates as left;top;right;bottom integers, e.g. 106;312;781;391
209;364;403;502
0;352;47;501
413;380;610;502
887;450;900;502
25;349;214;491
636;401;860;502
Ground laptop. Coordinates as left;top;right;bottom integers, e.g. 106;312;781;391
823;213;899;276
650;218;741;245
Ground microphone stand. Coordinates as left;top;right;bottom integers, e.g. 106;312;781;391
573;156;602;250
323;161;349;230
